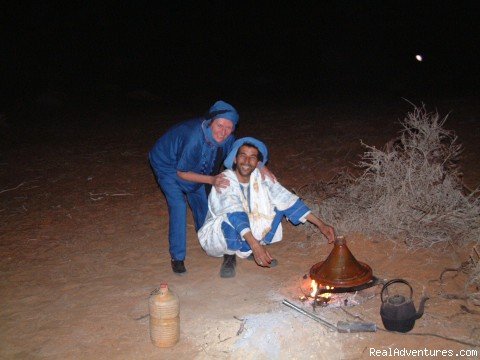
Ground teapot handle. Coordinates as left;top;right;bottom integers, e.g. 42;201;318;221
380;278;413;303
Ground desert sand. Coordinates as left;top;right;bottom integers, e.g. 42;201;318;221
1;96;479;359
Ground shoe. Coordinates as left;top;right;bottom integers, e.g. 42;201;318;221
171;260;186;274
220;254;236;278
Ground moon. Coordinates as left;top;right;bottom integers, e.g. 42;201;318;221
415;54;423;62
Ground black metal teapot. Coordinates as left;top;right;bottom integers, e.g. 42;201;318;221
380;279;429;333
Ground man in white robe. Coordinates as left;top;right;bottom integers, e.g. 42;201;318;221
198;137;335;278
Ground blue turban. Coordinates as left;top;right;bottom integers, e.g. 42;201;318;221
206;100;239;126
223;137;269;170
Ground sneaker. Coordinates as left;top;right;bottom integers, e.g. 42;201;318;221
171;260;186;274
220;254;236;278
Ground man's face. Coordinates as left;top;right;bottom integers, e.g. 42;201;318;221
234;145;260;181
210;118;234;143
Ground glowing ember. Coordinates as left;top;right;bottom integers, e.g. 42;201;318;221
309;280;334;299
298;276;377;307
320;285;333;299
309;280;318;297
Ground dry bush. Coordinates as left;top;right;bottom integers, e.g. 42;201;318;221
299;105;480;251
465;249;480;305
466;262;480;305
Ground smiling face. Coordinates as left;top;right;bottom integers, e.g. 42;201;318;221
234;145;260;183
210;118;234;143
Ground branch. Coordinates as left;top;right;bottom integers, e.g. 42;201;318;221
0;182;26;194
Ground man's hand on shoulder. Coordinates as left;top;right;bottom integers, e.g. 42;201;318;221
259;165;277;183
213;173;230;192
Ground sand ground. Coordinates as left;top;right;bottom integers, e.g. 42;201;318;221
1;96;479;359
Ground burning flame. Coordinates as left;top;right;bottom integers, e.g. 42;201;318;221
310;280;334;299
310;280;318;297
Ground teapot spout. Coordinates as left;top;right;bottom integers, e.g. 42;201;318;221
415;296;429;319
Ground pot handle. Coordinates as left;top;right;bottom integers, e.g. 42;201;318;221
380;278;413;303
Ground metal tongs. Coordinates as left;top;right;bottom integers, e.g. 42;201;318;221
282;299;377;333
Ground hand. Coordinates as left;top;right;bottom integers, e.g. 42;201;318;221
320;224;336;244
212;173;230;192
259;165;277;183
252;244;274;267
305;213;336;244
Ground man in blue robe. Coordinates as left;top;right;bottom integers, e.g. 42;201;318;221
149;100;238;274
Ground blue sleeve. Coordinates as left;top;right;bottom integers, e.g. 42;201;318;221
226;211;250;234
263;199;310;244
283;199;310;225
221;221;252;252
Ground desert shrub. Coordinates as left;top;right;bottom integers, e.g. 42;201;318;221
299;105;480;251
465;262;480;305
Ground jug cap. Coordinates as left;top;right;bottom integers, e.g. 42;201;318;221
159;283;169;296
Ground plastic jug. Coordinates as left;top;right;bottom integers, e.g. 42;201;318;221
149;283;180;347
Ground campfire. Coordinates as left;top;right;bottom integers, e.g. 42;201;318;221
299;236;380;308
299;279;334;306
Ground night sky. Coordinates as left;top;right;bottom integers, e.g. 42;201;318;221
2;1;479;108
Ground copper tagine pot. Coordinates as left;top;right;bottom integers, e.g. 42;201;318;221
310;236;373;288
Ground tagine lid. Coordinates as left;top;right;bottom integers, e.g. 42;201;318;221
309;236;373;288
